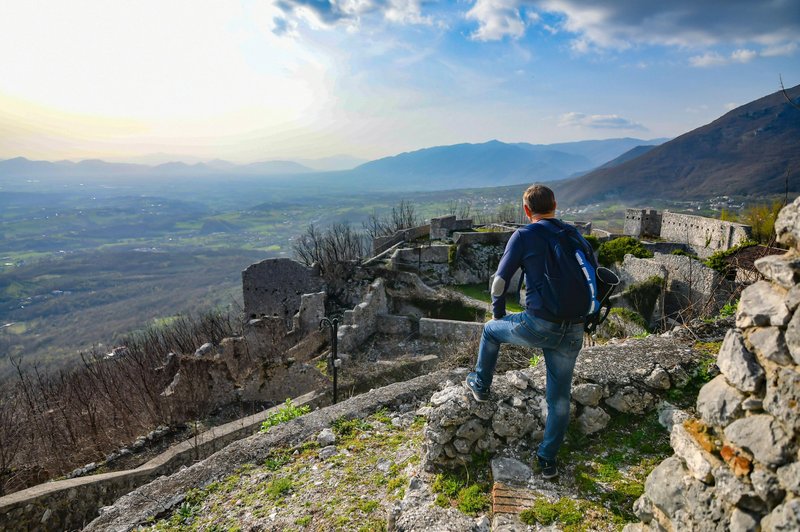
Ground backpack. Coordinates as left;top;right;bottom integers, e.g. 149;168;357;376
536;220;599;321
533;221;620;333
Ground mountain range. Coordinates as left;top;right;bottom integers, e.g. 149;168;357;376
555;83;800;205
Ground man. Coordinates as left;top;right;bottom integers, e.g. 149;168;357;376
465;184;597;479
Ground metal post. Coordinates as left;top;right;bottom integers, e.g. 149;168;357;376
319;317;339;404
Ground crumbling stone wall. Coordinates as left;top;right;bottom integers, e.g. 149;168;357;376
372;224;430;255
242;258;323;320
660;212;752;258
422;335;701;469
338;278;388;353
430;215;473;240
651;252;731;318
631;198;800;532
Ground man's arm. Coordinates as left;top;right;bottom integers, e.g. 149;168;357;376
491;230;524;319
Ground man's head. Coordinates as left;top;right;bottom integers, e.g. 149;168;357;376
523;184;557;220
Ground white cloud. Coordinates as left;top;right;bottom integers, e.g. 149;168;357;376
466;0;527;41
559;112;645;130
762;42;798;57
724;102;738;111
731;48;757;63
689;52;727;67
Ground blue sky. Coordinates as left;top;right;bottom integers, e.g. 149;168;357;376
0;0;798;162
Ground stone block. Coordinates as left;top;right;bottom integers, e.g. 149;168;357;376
774;196;800;249
776;462;800;495
242;258;323;320
736;281;790;328
376;314;413;335
746;326;793;366
657;401;690;432
490;457;532;486
643;456;686;517
724;414;792;467
717;329;765;393
671;423;719;483
761;499;800;532
754;253;800;289
728;509;759;532
577;406;611;435
605;386;656;414
645;366;671;390
783;306;800;364
572;383;604;406
696;375;745;427
751;467;785;509
763;366;800;432
712;466;764;512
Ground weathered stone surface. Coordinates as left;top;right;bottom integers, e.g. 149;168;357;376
644;456;686;517
657;402;690;432
763;367;800;431
605;386;656;414
681;475;730;532
774;196;800;249
505;370;529;390
717;329;765;393
425;426;456;445
577;406;611;435
572;383;604;406
318;445;338;460
738;281;791;328
492;405;534;439
696;375;745;427
393;475;484;532
784;306;800;364
724;415;792;467
671;423;719;483
776;462;800;495
750;467;785;509
713;466;764;512
317;428;336;447
242;258;323;320
755;253;800;289
490;457;532;486
747;326;793;365
455;419;486;442
645;366;671;390
453;438;472;455
728;509;759;532
761;499;800;532
785;284;800;311
741;397;763;411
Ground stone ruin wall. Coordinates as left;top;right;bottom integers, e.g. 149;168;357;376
624;209;663;238
630;198;800;532
242;258;323;321
660;212;753;258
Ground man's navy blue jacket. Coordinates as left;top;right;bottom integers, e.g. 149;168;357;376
491;218;598;320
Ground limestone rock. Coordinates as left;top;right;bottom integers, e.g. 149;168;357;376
195;342;214;357
696;375;745;427
784;306;800;364
671;423;719;483
741;397;763;411
572;383;604;406
774;196;800;249
492;404;534;439
425;426;456;445
785;285;800;311
713;466;764;512
754;253;800;289
430;386;465;406
657;401;690;432
736;281;790;328
505;370;529;390
318;445;338;460
577;406;611;435
724;414;792;467
490;457;532;486
747;326;794;365
761;499;800;532
644;456;686;517
728;509;760;532
645;366;671;390
605;386;656;414
751;467;785;509
317;428;336;447
717;329;765;393
763;366;800;432
453;437;472;454
776;462;800;495
455;419;486;442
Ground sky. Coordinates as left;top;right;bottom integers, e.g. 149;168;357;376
0;0;798;163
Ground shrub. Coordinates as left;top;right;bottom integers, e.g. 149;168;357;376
703;240;758;275
622;276;663;323
670;248;698;259
456;484;490;515
583;234;601;251
597;237;653;267
610;307;649;332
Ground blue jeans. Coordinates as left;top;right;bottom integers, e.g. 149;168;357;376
474;311;584;461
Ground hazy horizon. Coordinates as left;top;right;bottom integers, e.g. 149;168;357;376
1;1;798;164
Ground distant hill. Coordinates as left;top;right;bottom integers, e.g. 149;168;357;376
595;145;658;170
555;84;800;205
348;138;665;190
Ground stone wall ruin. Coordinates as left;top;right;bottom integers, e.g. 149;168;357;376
629;198;800;532
242;258;323;321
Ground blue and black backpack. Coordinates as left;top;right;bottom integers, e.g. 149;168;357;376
534;220;619;333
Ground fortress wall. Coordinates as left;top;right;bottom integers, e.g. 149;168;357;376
659;212;752;258
372;224;430;255
242;258;323;320
418;318;483;341
624;209;662;238
430;216;473;240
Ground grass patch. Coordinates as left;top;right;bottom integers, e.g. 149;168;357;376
450;283;524;313
260;398;311;433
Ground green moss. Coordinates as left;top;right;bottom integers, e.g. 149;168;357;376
266;477;293;500
703;240;758;274
332;417;372;437
670;248;698;259
597;236;653;267
434;493;450;508
295;515;312;526
432;472;464;498
448;244;458;267
456;484;490;515
621;275;663;323
519;497;581;526
609;307;649;331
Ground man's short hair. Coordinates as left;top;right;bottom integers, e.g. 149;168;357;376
523;184;556;214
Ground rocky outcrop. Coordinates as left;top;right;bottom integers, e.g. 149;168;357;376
422;335;702;469
631;198;800;532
